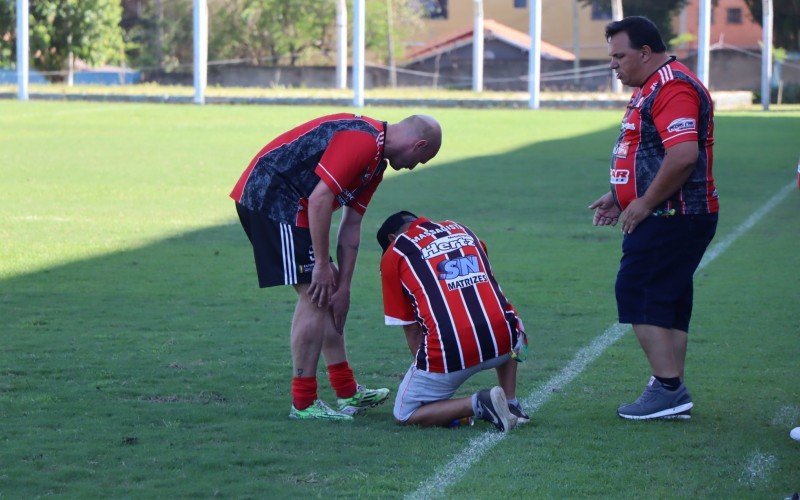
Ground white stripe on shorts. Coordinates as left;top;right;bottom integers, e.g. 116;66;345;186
280;223;297;285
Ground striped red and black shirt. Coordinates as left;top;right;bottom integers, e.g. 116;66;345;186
381;218;521;373
611;57;718;214
230;113;387;228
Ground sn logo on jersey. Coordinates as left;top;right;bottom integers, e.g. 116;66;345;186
610;169;630;184
437;255;489;291
437;255;479;280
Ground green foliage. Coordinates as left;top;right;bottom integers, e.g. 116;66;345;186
580;0;690;43
360;0;425;65
0;0;125;73
754;81;800;103
0;0;14;67
121;0;193;71
209;0;425;67
743;0;800;52
210;0;337;66
669;32;695;49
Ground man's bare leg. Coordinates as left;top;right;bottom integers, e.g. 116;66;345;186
291;284;326;377
671;329;688;381
404;398;473;427
632;323;680;378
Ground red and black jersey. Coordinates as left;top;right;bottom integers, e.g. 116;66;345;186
611;57;718;215
380;218;521;373
230;113;387;228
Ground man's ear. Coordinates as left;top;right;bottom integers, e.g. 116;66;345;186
388;232;398;243
640;44;653;61
414;139;428;151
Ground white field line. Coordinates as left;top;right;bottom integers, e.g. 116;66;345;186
405;182;796;500
738;451;777;487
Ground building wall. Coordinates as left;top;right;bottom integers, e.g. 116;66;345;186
411;1;766;62
673;0;762;55
407;0;612;60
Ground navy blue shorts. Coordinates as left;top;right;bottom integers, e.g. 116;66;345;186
615;213;717;332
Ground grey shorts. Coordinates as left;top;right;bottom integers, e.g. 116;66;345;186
393;354;511;422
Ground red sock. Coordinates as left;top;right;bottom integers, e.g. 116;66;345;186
291;376;317;410
327;361;357;398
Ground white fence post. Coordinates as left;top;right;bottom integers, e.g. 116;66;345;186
193;0;208;105
16;0;29;101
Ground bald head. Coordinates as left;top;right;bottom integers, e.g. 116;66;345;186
385;114;442;171
403;114;442;150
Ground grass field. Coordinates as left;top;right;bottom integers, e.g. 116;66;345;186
1;101;799;498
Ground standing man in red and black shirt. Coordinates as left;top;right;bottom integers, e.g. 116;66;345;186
588;17;718;420
377;211;529;432
231;113;442;421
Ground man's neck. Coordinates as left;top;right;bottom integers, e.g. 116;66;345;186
639;54;673;87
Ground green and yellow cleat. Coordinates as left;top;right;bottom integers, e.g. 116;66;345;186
289;399;354;421
337;384;391;416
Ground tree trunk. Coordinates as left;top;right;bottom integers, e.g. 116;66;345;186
387;0;397;87
155;0;164;69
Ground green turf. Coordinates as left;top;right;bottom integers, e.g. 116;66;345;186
1;101;798;497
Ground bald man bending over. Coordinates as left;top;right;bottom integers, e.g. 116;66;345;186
231;113;443;421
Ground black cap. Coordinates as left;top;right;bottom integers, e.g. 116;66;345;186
376;211;418;254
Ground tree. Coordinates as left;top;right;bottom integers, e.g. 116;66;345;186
0;1;15;68
580;0;690;45
0;0;125;74
743;0;800;51
21;0;124;75
364;0;424;67
122;0;193;71
210;0;337;66
209;0;424;67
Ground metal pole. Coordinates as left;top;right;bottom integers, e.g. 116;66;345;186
761;0;773;111
336;0;347;89
527;0;541;109
193;0;208;105
353;0;365;107
572;0;581;85
611;0;623;93
472;0;483;92
697;0;711;87
16;0;29;101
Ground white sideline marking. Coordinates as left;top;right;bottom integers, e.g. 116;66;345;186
771;405;800;427
739;451;777;487
405;182;796;500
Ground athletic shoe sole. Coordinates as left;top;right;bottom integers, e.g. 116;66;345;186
618;402;693;420
659;409;692;420
480;387;518;433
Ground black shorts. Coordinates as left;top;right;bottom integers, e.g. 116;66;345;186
615;213;717;332
236;203;316;288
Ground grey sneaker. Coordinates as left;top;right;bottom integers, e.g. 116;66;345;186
617;376;693;420
508;401;530;425
476;387;517;432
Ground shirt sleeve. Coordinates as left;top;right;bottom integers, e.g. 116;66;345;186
315;130;377;197
652;80;701;147
349;166;385;215
381;250;416;326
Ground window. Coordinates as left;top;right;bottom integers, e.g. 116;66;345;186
514;0;526;8
727;8;743;24
420;0;448;19
591;4;612;21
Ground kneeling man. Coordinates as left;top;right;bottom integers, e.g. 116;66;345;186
377;211;529;432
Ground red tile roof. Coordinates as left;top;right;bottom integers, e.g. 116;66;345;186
406;19;576;63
